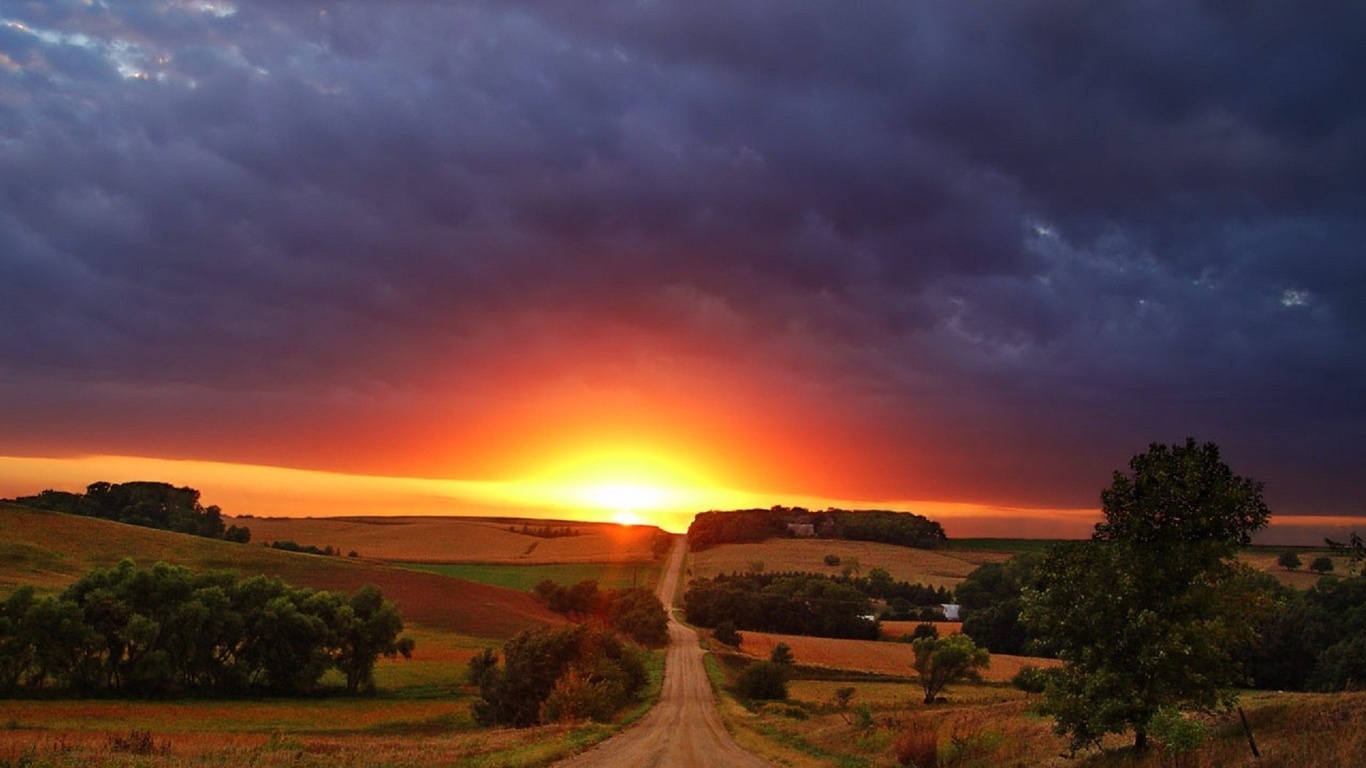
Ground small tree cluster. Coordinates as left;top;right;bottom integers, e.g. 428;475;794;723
10;481;250;542
735;661;788;701
531;580;668;646
469;624;647;726
0;560;412;695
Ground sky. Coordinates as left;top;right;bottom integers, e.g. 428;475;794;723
1;1;1363;540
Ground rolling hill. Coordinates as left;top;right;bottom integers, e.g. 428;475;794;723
233;514;661;563
0;502;563;639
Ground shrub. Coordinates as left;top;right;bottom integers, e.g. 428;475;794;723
1148;707;1207;767
713;620;742;647
911;623;939;640
769;642;795;665
1277;552;1302;570
1311;556;1335;574
893;719;939;767
824;554;842;566
1011;664;1050;694
735;661;787;701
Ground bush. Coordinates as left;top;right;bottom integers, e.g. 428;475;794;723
824;554;842;566
1277;552;1302;570
911;623;939;640
893;719;939;767
769;642;795;665
1148;707;1207;766
713;620;742;647
1311;556;1335;574
735;661;788;701
472;624;646;727
1011;664;1049;694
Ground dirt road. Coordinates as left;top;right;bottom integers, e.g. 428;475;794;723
554;536;771;768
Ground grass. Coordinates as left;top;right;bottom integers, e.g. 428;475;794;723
395;561;663;592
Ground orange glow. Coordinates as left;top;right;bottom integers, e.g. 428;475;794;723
0;452;1113;536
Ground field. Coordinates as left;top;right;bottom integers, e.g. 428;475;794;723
0;504;564;638
0;502;673;767
718;629;1058;684
397;561;664;592
689;539;1008;589
0;645;668;768
709;672;1366;768
234;515;659;563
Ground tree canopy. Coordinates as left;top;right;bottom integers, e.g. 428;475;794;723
0;560;411;696
9;481;251;543
1023;439;1273;753
911;633;989;704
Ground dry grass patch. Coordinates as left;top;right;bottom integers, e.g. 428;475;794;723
690;539;1005;589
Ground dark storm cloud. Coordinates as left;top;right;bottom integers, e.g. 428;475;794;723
1;0;1363;512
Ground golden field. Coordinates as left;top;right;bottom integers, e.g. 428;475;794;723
689;538;1007;589
234;515;659;563
720;628;1058;684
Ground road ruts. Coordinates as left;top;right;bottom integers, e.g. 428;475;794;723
553;536;772;768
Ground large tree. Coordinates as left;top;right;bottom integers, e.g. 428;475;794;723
1023;439;1273;752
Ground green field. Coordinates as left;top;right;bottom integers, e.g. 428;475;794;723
396;561;663;592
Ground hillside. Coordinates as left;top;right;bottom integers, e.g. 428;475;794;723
0;502;563;639
234;514;660;563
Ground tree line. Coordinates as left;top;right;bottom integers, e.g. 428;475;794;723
684;572;881;640
8;481;251;543
0;560;412;696
686;506;947;552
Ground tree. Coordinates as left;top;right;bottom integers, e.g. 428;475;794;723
1277;552;1302;571
735;661;787;701
712;620;742;647
769;642;795;665
1310;556;1335;574
1325;532;1364;575
1023;439;1273;753
910;633;988;704
333;585;415;693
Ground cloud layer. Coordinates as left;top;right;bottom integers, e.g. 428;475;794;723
2;1;1363;516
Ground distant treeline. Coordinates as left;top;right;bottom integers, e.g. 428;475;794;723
684;572;881;640
268;540;355;557
0;560;412;696
511;524;581;538
687;506;947;551
8;481;251;543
